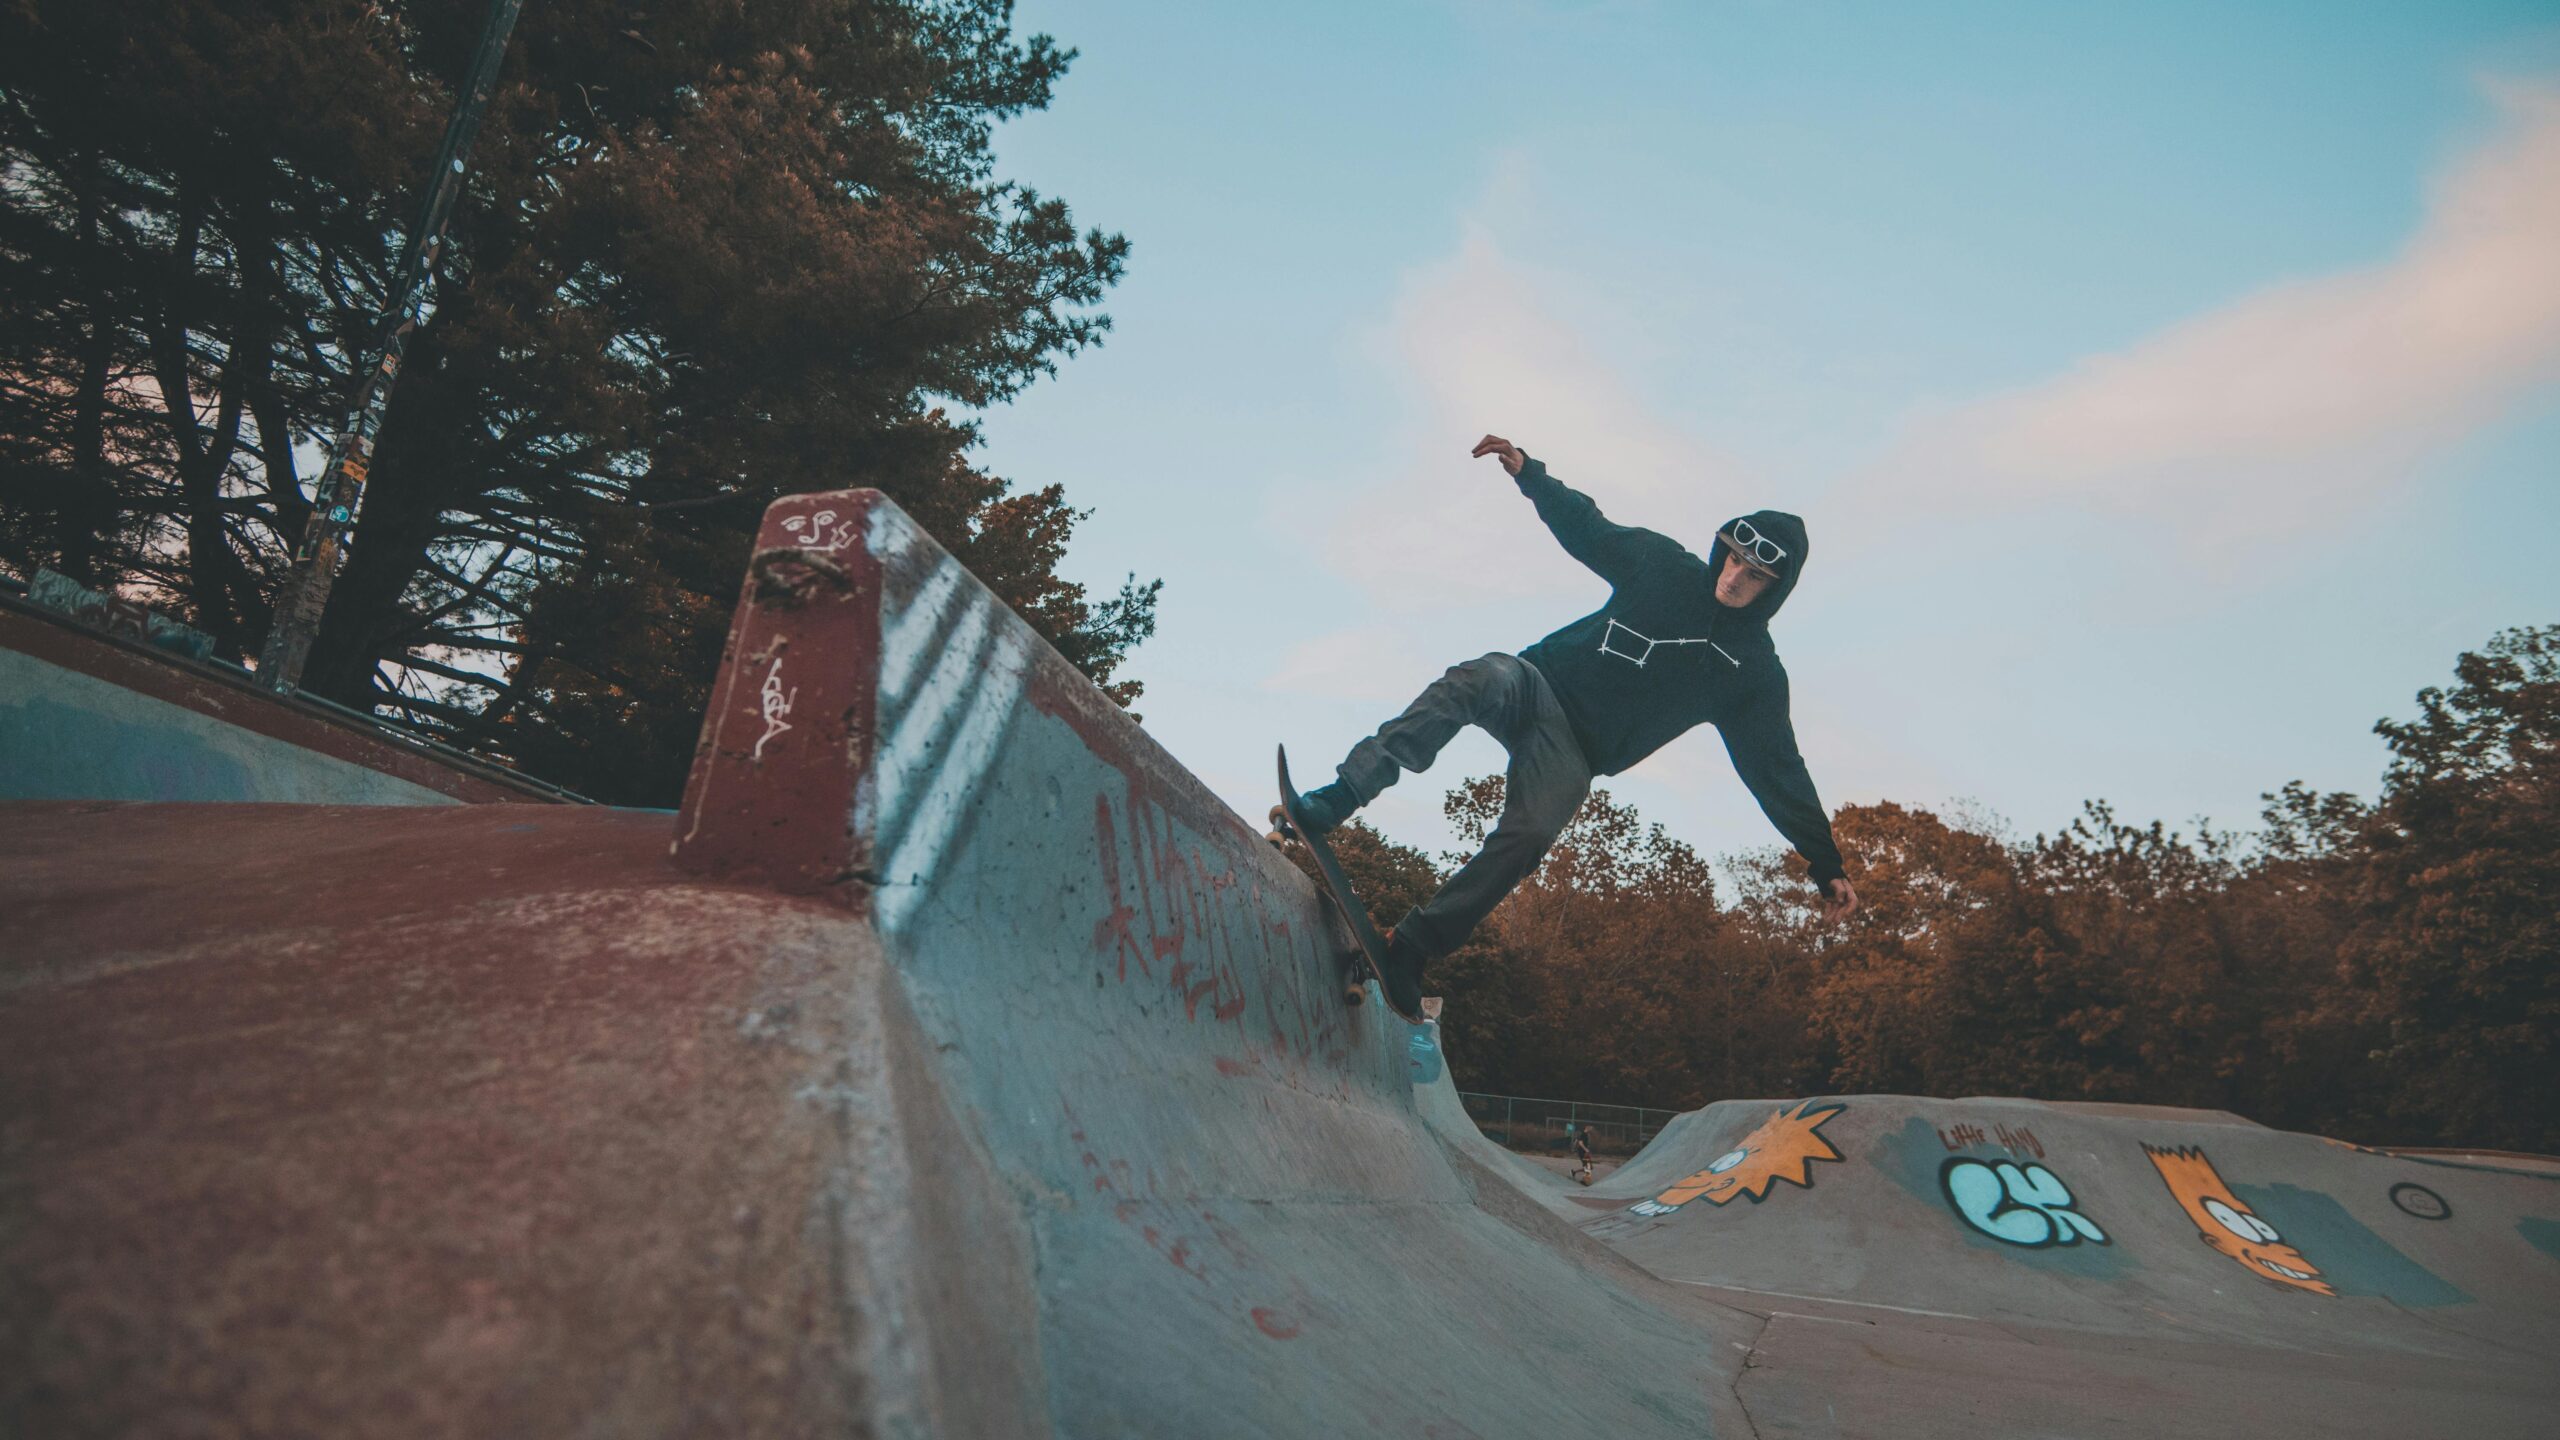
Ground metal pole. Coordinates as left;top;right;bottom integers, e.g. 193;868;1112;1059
258;0;527;692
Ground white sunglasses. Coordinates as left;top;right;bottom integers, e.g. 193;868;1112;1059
1723;519;1786;570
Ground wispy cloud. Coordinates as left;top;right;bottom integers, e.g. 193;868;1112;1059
1262;623;1447;704
1865;78;2560;544
1262;160;1753;693
1318;178;1757;609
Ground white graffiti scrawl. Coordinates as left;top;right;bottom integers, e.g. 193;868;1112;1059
754;657;796;760
1940;1157;2110;1248
778;508;857;554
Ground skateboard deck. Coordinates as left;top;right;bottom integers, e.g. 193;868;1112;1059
1271;744;1424;1023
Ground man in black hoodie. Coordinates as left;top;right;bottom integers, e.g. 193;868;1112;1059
1289;434;1858;1015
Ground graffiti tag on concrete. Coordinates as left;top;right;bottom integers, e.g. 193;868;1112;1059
1940;1157;2110;1247
1086;781;1353;1092
753;657;796;761
2144;1145;2333;1294
777;507;857;554
1629;1101;1844;1216
1937;1122;2044;1159
2390;1183;2451;1221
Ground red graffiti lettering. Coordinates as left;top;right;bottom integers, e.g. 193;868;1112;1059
1995;1123;2044;1158
1090;796;1148;980
1078;786;1357;1103
1127;789;1176;965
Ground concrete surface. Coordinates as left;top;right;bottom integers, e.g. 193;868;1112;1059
4;490;2555;1438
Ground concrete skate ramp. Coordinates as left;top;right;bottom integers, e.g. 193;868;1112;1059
7;490;2558;1437
1412;1042;1605;1217
1579;1092;2560;1433
2;491;1759;1438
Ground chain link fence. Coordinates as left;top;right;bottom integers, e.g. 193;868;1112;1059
1457;1092;1683;1156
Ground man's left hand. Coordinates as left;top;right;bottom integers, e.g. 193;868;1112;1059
1818;876;1859;924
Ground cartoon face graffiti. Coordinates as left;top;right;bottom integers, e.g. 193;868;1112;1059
2143;1145;2335;1296
1628;1101;1844;1216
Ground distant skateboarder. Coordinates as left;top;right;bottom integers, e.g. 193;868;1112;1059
1572;1128;1596;1184
1286;435;1859;1015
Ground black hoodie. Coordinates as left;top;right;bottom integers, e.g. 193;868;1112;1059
1511;455;1845;885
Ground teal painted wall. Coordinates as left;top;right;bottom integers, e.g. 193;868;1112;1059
0;649;457;806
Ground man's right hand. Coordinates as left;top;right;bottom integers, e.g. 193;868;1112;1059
1471;434;1526;477
1817;876;1860;925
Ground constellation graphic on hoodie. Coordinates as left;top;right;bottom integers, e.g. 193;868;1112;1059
1598;618;1742;669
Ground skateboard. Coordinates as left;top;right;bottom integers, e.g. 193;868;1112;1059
1268;744;1424;1023
1284;835;1373;1012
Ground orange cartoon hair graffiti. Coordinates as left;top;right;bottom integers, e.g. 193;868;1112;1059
2143;1145;2335;1296
1630;1101;1845;1216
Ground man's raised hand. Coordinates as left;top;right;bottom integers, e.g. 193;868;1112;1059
1818;876;1860;925
1471;434;1526;477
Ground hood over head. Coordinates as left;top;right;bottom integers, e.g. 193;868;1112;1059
1708;509;1809;624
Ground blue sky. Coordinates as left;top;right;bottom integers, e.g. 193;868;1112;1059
974;1;2560;868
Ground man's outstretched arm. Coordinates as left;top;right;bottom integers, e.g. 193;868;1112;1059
1721;676;1860;922
1472;434;1675;589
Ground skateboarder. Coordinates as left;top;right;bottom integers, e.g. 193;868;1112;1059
1572;1128;1596;1183
1287;434;1859;1015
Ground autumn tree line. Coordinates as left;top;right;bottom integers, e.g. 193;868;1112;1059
1319;626;2559;1155
1;0;1151;803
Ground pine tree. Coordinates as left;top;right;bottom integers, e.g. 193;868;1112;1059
0;0;1144;803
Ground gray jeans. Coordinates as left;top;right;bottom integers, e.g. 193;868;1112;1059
1332;653;1594;959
